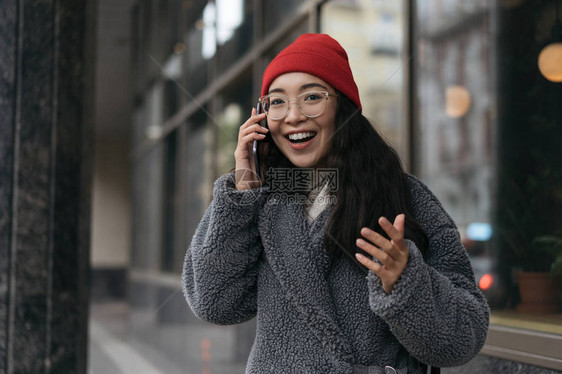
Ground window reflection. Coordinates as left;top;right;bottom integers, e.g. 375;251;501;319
415;0;497;303
217;0;254;73
202;2;216;59
321;0;408;163
94;1;562;374
187;20;210;96
217;0;244;45
215;70;253;177
185;109;213;261
415;0;562;329
263;0;302;34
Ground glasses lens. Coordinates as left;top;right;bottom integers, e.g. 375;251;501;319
262;91;328;119
298;91;327;117
264;95;287;120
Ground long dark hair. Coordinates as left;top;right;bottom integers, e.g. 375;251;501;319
262;93;428;262
324;94;428;261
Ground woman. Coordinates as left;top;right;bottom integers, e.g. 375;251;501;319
183;33;489;374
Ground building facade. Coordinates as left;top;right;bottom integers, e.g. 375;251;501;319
3;0;561;373
109;0;562;372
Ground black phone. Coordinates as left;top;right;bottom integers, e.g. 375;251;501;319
252;102;268;178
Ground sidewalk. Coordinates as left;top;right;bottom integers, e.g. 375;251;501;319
88;302;186;374
88;301;250;374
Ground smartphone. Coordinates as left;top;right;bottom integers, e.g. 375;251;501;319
252;102;268;178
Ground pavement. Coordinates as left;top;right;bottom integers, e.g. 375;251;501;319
88;301;250;374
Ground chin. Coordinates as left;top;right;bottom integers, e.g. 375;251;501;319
290;161;309;168
289;158;323;169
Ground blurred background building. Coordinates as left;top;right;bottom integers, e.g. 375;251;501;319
1;0;561;373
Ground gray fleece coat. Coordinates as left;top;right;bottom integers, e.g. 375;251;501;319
182;173;489;373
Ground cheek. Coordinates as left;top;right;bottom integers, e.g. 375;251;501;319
268;122;285;146
322;104;337;133
321;116;337;138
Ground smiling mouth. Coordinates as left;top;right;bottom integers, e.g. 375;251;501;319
286;131;317;144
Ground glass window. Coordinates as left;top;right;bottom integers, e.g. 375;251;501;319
131;144;165;271
131;3;147;98
215;69;254;177
321;0;409;163
143;81;165;144
183;2;211;97
414;0;498;313
186;22;210;97
493;0;562;330
260;20;309;76
161;131;178;272
217;0;255;72
414;0;494;230
183;115;210;256
263;0;302;34
414;0;562;335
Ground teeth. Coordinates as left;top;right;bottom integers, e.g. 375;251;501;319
288;132;315;140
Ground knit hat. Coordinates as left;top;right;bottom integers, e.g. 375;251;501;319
261;33;362;111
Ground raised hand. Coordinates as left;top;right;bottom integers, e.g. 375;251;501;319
234;108;268;190
355;214;409;294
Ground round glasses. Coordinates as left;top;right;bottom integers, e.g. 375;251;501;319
258;91;338;120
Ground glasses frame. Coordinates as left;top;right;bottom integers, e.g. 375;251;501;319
258;90;338;120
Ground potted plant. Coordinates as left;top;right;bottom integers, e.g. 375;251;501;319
515;235;562;314
497;151;562;314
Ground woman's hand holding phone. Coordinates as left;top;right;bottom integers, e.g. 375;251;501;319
234;107;268;190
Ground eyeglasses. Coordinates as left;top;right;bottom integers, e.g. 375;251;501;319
258;91;338;120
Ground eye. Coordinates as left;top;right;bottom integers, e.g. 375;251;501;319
303;92;323;102
269;97;286;106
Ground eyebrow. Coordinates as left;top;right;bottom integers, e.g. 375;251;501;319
268;82;328;94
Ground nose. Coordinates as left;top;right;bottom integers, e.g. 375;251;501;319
284;99;306;124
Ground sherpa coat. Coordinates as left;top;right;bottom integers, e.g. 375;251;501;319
182;173;489;373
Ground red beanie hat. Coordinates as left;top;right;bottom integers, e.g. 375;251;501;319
261;33;362;111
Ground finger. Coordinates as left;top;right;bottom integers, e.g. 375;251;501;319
239;120;268;140
356;238;393;267
235;133;266;157
245;132;267;141
242;111;266;126
239;132;266;148
238;125;268;145
253;112;267;122
359;227;399;262
245;123;269;134
393;213;405;234
379;215;405;245
361;227;398;261
360;227;394;252
355;252;382;274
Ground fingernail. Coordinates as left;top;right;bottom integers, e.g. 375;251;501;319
355;253;364;261
356;238;366;246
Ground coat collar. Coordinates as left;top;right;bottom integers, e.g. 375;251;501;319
259;196;355;363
